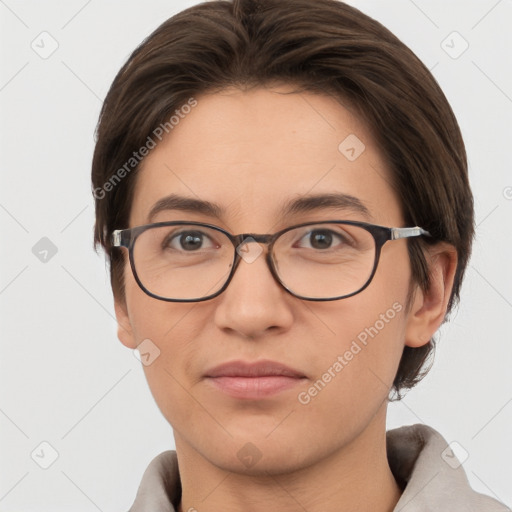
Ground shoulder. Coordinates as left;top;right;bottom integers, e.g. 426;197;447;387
387;424;510;511
128;451;181;512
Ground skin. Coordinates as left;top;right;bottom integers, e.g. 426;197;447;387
115;85;457;512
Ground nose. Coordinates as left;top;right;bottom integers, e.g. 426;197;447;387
213;239;294;339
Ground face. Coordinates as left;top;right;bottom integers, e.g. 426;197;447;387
116;86;438;474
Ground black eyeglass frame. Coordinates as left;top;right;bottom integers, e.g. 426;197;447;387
111;220;431;303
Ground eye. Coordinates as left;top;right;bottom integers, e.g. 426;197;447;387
163;230;218;252
295;228;350;250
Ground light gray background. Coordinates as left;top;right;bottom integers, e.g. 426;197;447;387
1;0;511;510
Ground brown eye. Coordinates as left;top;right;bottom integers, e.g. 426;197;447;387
295;229;348;250
162;230;216;251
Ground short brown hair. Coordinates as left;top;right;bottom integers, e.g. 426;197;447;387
92;0;474;398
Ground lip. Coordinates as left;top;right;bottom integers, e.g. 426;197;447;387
204;360;306;399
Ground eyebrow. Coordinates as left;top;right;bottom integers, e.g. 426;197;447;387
278;193;373;221
147;192;373;223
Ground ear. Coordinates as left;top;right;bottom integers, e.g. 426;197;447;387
114;299;137;349
405;242;458;348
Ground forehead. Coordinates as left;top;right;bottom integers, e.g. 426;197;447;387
130;86;403;230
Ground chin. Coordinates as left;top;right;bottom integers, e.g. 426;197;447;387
209;444;315;477
198;425;319;475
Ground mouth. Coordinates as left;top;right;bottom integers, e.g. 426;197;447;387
204;360;307;399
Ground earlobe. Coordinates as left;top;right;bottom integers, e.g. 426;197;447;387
405;243;458;348
114;299;137;349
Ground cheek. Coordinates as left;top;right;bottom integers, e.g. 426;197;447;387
123;270;199;377
294;249;411;424
126;294;207;427
124;257;203;344
127;295;203;371
301;297;407;412
123;262;225;397
290;302;404;452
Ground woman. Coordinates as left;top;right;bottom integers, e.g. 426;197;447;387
91;0;509;510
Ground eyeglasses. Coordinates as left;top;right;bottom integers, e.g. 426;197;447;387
111;220;431;302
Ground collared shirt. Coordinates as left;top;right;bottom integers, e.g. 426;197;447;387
127;424;510;511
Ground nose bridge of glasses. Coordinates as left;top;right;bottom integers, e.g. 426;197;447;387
238;233;273;244
229;233;281;293
232;232;274;264
233;233;274;254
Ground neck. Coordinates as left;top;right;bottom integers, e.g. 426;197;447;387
175;406;402;512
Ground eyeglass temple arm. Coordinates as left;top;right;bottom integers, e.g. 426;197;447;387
391;226;431;240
